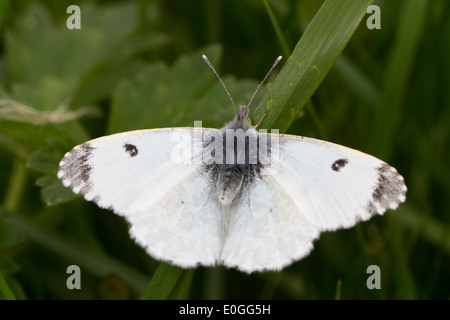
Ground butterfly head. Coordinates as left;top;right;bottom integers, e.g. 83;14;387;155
237;105;250;122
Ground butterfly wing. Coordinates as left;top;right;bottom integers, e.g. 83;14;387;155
273;135;407;231
58;128;223;267
220;174;320;273
220;134;407;273
126;169;223;267
58;128;204;213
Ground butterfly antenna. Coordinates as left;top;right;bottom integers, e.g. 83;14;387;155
202;55;238;115
247;56;282;109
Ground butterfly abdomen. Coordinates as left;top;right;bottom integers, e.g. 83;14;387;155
217;164;245;205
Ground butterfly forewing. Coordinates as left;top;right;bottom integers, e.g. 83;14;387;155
274;135;407;231
58;128;202;214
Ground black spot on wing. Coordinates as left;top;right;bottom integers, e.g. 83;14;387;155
59;143;95;196
124;143;138;157
331;158;349;172
366;164;407;215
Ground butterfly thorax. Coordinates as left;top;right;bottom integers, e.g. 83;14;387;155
216;105;257;205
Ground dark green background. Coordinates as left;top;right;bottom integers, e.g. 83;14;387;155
0;0;448;299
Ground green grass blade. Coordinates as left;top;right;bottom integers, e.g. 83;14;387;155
169;269;195;300
333;55;380;108
262;0;291;58
395;205;450;256
253;0;373;132
203;267;226;299
140;262;184;300
0;209;149;293
305;100;328;140
370;0;427;300
387;214;416;299
372;0;427;158
334;278;342;300
0;0;9;35
3;159;27;212
0;273;16;300
262;0;328;140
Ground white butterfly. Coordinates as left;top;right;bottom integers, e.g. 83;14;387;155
58;55;407;273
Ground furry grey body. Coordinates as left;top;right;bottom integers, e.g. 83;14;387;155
216;105;259;205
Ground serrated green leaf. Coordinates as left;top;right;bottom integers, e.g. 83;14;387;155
35;175;54;187
25;129;86;206
73;33;169;106
109;44;264;133
4;2;166;120
7;3;136;90
108;44;222;133
26;150;60;175
40;179;80;206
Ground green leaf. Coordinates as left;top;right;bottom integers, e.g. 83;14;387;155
40;176;80;206
7;3;133;90
73;33;169;106
26;150;61;175
4;2;166;118
140;263;184;300
109;44;260;133
253;0;374;132
108;45;220;132
25;129;84;206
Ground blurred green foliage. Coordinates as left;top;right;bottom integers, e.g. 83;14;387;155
0;0;448;300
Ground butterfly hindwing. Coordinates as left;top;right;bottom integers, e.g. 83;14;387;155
126;169;223;268
220;174;320;273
